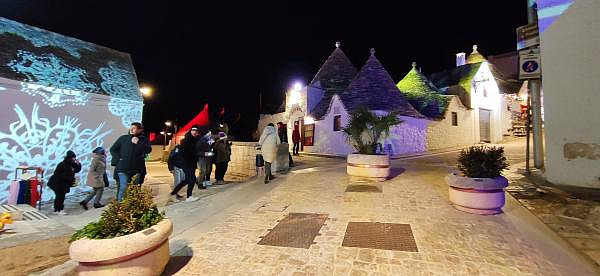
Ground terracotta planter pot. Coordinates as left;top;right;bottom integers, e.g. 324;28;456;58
69;219;173;275
347;154;390;179
445;173;508;215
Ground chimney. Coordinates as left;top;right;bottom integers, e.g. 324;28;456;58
456;52;466;67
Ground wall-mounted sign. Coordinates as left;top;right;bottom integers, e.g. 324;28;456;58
517;23;540;50
519;47;541;80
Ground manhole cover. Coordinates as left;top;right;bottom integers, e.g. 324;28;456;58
258;213;328;249
345;185;381;193
342;222;418;252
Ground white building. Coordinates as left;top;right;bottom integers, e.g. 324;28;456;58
258;42;522;156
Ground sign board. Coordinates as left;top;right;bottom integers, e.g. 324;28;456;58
519;47;541;80
517;23;540;50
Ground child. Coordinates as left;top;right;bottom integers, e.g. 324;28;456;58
168;144;187;200
80;147;108;210
48;151;82;215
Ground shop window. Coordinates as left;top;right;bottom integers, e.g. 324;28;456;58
451;112;458;126
333;115;342;131
303;124;314;146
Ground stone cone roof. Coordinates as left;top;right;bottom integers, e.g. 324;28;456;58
397;63;448;119
340;51;424;118
466;45;486;64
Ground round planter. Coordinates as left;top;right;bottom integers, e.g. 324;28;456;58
347;154;390;180
445;173;508;215
69;219;173;275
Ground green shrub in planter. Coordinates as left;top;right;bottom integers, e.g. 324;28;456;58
457;146;509;178
70;176;164;242
342;107;403;155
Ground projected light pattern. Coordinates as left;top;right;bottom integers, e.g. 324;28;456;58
537;0;575;33
109;98;143;128
9;50;97;107
0;17;96;58
98;61;142;101
0;86;5;90
0;103;112;202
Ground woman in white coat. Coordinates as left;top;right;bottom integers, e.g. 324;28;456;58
258;123;280;184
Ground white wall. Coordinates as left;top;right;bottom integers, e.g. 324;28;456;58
305;95;354;155
0;77;140;202
426;96;475;150
540;0;600;187
470;63;504;143
257;112;285;136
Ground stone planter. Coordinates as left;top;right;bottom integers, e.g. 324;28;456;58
69;219;173;275
445;173;509;215
347;154;390;180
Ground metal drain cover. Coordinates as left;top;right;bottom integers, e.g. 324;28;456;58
345;185;381;193
258;213;328;249
342;222;418;252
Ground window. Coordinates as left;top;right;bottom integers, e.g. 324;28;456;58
333;106;340;114
333;115;342;131
451;112;458;126
303;124;314;146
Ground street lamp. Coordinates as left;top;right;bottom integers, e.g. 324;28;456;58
140;86;152;97
163;121;172;150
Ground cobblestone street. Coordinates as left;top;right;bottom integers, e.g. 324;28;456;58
165;143;597;275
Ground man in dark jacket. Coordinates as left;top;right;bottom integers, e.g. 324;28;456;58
277;122;293;167
109;122;152;202
170;126;200;202
213;132;231;184
196;130;213;188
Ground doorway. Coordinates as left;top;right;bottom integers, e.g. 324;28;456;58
479;109;491;143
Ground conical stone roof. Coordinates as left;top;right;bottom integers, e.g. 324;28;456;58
397;62;449;119
466;45;486;64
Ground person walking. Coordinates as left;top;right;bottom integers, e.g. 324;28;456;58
47;150;82;215
258;123;280;184
277;122;293;167
196;130;214;188
213;132;231;184
292;122;301;156
168;144;187;193
109;122;152;202
170;126;200;202
80;147;108;210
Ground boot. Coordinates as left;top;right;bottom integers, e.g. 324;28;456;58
79;201;88;210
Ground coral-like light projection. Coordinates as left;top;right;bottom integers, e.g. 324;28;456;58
9;50;96;107
0;17;96;58
0;103;112;203
108;98;143;128
99;62;142;101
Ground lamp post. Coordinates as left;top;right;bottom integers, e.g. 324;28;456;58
163;121;172;150
139;86;153;126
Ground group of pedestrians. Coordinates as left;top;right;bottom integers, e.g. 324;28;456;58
48;122;151;215
168;125;231;202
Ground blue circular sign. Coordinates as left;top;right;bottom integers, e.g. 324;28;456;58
522;60;539;73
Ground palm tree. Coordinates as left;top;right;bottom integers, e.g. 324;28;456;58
342;107;403;155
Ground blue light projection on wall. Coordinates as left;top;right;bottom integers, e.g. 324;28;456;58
537;0;575;33
0;17;95;58
0;103;112;202
0;85;5;90
8;50;96;107
109;98;143;128
99;61;142;101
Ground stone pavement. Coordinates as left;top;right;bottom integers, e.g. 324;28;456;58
166;152;597;275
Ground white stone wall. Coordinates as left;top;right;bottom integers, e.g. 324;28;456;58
426;96;475;150
257;112;285;136
470;63;505;143
226;142;258;181
540;0;600;187
305;95;354;155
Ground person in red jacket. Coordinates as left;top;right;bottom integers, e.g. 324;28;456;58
292;122;301;156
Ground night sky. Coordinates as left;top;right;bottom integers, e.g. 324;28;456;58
0;1;528;140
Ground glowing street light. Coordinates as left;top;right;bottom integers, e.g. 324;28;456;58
140;86;152;96
165;121;172;127
293;82;302;91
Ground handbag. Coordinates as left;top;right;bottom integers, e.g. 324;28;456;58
103;172;109;187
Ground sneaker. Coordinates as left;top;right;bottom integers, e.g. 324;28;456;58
58;210;68;216
186;196;199;202
93;203;105;208
264;179;269;184
203;181;213;187
175;194;184;201
79;201;88;210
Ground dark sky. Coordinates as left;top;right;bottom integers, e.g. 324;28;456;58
0;1;528;140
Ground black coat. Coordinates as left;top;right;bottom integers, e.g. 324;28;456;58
167;146;188;171
48;159;82;193
180;133;199;168
213;139;231;163
109;134;152;174
278;127;288;143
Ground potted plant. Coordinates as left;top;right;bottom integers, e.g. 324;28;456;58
69;176;172;275
445;146;510;215
343;107;402;179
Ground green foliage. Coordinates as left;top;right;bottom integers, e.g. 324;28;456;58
342;107;403;155
457;146;509;178
397;68;450;118
69;176;164;242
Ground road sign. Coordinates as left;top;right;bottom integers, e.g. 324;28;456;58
517;23;539;50
519;47;541;80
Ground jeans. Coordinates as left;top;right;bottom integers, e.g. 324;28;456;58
173;167;185;186
117;172;141;202
83;187;104;205
53;190;66;212
171;166;197;198
197;157;209;185
264;161;273;181
215;162;229;181
293;142;300;155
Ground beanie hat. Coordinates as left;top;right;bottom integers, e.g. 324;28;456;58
93;147;105;155
65;150;76;159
